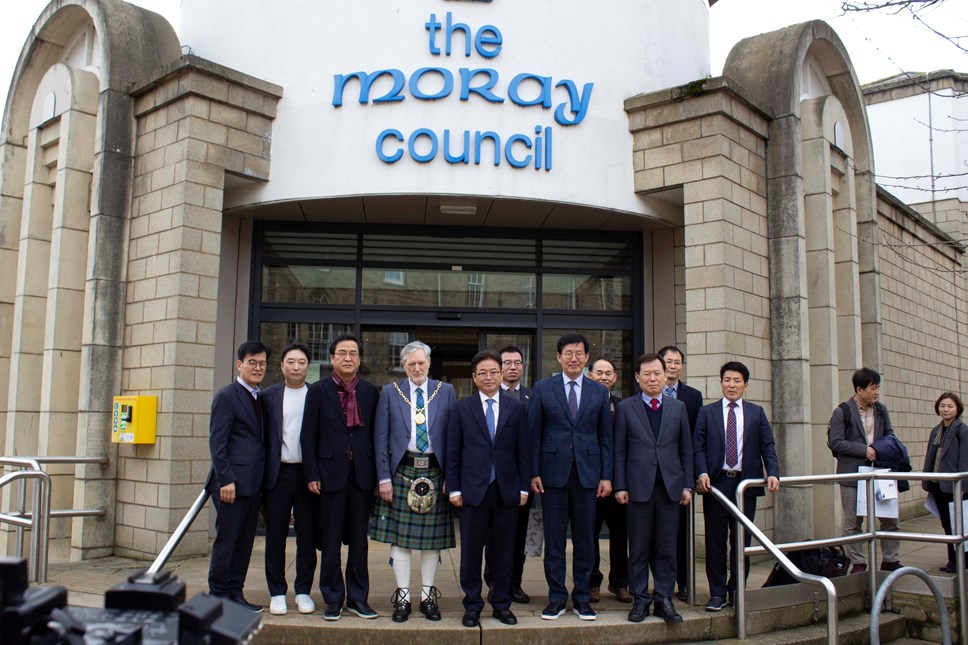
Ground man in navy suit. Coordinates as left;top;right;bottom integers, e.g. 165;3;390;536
658;345;704;602
484;345;533;603
529;333;612;621
302;335;380;621
207;340;269;612
447;350;530;628
372;341;457;622
614;353;693;624
262;342;316;616
694;361;780;612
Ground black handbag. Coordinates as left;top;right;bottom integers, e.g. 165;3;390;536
762;546;850;587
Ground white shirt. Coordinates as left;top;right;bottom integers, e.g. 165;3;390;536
721;397;745;471
561;373;582;409
407;380;434;454
641;393;662;409
281;384;307;463
237;376;259;399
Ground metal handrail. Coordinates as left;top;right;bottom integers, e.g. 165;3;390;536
148;486;211;575
0;469;50;582
871;567;951;645
733;470;968;645
707;485;839;642
0;455;109;583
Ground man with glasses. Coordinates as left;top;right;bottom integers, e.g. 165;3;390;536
207;341;270;612
529;333;613;621
447;350;530;627
302;335;380;620
657;345;704;602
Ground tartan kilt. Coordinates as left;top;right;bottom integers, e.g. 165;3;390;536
369;455;455;550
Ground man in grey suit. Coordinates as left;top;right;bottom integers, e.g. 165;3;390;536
826;367;901;573
529;333;612;621
371;341;457;622
614;353;693;624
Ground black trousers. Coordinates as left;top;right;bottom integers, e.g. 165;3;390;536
627;487;679;604
264;463;317;596
317;465;372;604
931;488;956;563
703;476;757;599
590;494;629;589
676;503;691;592
208;493;260;599
460;483;518;612
484;494;531;589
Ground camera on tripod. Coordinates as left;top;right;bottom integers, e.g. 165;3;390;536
0;557;261;644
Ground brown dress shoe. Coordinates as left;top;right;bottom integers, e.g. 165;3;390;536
589;586;600;603
608;584;632;603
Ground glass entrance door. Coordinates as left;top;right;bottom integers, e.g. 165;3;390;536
360;326;535;398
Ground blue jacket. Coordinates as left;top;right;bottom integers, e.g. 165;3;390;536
871;433;912;493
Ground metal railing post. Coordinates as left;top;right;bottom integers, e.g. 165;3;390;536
866;474;878;607
147;487;211;575
955;478;967;645
736;492;747;640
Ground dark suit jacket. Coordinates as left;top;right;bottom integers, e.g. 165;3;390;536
446;392;530;507
528;374;613;489
674;381;704;431
614;395;693;502
922;418;968;494
300;376;380;492
694;398;780;497
827;398;893;474
375;378;457;480
209;381;266;497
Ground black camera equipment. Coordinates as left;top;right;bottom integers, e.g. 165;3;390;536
0;558;261;644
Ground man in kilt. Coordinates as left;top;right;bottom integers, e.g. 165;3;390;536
371;341;457;622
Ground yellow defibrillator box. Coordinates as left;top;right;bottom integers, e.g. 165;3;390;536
111;396;157;444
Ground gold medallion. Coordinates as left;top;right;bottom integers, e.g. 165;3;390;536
414;411;427;425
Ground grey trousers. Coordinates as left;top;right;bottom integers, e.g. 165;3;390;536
840;482;900;564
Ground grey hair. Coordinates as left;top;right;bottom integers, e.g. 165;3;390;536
400;341;432;362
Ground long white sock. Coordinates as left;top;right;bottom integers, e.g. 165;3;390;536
420;549;440;600
390;545;412;602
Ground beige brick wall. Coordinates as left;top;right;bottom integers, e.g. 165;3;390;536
115;59;281;558
875;192;967;519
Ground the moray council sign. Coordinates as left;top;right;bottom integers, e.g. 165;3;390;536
179;0;712;215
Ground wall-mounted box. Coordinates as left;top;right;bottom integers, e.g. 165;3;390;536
112;396;158;444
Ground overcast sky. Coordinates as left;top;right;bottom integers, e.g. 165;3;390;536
1;1;964;116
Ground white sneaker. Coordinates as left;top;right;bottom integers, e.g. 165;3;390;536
269;595;288;615
295;594;316;614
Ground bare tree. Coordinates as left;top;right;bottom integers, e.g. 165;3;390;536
842;0;967;54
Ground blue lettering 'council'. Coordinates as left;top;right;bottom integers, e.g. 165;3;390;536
331;11;594;171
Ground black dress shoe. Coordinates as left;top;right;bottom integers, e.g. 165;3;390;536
391;589;411;623
492;608;517;625
462;610;480;627
322;602;342;621
510;585;530;604
676;587;688;602
940;561;956;573
229;596;263;613
419;587;442;621
540;601;566;620
628;602;649;623
653;597;683;624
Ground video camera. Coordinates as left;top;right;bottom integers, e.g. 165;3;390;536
0;558;261;644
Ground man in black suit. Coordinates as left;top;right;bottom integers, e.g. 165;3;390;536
614;353;693;624
588;357;630;604
447;350;530;628
262;342;316;616
530;333;612;621
208;340;269;612
484;345;533;603
302;334;380;621
657;345;704;602
694;361;780;612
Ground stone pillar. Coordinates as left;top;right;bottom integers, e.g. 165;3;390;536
114;57;281;558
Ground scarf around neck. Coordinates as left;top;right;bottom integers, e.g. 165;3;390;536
333;373;363;428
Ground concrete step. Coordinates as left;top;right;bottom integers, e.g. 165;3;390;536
678;611;908;645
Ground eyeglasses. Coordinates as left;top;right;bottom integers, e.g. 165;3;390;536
560;351;586;359
502;360;524;367
475;370;502;379
334;350;360;358
244;360;267;368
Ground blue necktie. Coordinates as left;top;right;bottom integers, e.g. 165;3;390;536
568;380;578;422
486;398;496;483
415;387;429;452
664;385;675;399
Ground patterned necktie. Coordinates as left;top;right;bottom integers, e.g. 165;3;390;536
650;398;659;411
664;385;675;399
568;380;579;422
726;401;738;469
486;398;496;483
415;387;429;452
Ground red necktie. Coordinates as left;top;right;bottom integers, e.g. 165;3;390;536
650;398;659;411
